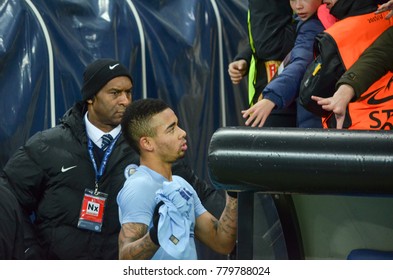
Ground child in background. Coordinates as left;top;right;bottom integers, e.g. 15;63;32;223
241;0;324;128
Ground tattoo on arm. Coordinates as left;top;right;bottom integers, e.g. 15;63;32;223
118;223;159;260
196;196;238;254
218;198;238;239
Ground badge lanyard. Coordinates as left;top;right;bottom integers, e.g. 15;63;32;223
87;132;121;194
78;132;121;232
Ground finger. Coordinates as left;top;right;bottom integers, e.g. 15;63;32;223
245;116;254;126
314;96;332;106
375;3;388;14
375;8;386;14
336;115;344;129
228;68;237;76
321;104;333;112
230;77;241;84
244;113;256;126
386;10;393;19
241;109;250;119
229;70;241;78
251;115;262;127
233;74;243;81
312;95;329;105
258;116;266;128
248;111;263;127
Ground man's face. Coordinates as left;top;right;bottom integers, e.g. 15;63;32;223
149;108;188;164
323;0;338;10
87;76;132;132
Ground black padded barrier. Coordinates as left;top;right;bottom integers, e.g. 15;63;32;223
208;127;393;195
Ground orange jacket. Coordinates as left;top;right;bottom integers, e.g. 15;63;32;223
323;11;393;130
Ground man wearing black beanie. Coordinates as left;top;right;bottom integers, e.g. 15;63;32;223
81;59;133;101
0;58;224;259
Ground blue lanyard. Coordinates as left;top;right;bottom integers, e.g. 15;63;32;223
88;132;121;193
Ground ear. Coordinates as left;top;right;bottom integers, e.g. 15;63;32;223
139;136;154;152
86;98;94;104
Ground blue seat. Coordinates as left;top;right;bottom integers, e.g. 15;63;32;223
347;249;393;260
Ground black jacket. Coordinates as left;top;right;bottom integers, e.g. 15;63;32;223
235;0;295;96
0;186;24;259
0;101;223;259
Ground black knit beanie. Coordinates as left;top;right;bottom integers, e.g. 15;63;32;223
81;58;133;101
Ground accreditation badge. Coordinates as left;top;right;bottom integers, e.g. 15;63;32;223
77;188;108;232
